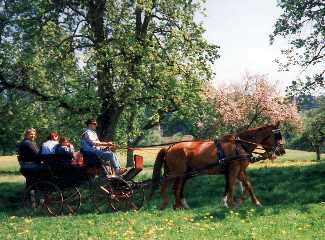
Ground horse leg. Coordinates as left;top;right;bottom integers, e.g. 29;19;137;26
223;166;240;208
222;172;230;208
173;177;187;209
235;177;248;208
180;177;190;209
172;177;182;209
159;176;170;210
240;171;262;207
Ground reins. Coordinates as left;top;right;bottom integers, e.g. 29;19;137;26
235;136;272;151
235;133;282;162
124;140;211;150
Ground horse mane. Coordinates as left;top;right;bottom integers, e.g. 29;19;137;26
218;134;236;143
237;124;275;138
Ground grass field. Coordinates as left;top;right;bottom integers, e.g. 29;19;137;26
0;149;324;240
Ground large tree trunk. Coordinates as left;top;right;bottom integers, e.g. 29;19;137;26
87;0;122;141
97;104;124;141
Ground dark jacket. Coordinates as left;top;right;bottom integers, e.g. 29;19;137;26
55;145;74;165
17;139;39;163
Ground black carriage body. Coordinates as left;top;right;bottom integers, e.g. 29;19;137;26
20;153;145;216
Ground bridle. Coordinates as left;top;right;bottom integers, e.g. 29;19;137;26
236;128;284;161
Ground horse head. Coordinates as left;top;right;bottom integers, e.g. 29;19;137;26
238;122;285;160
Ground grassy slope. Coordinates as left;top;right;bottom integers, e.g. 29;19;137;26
0;150;324;240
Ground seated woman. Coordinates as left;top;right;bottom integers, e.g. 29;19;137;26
18;128;47;187
41;131;59;155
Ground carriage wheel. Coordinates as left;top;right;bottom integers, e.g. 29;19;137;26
129;182;145;210
23;181;63;216
92;181;114;213
93;176;132;212
62;187;82;215
107;177;132;212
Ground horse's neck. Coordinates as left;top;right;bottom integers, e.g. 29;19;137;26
239;128;269;153
254;129;270;146
241;142;256;154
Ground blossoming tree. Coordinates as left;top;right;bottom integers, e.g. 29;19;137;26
204;73;301;132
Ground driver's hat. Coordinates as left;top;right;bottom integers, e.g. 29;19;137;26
85;118;97;126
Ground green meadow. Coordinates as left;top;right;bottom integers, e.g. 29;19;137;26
0;149;324;240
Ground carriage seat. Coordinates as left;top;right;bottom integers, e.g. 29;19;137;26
18;154;51;183
38;153;73;167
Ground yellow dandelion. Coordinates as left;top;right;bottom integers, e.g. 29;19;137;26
24;218;32;224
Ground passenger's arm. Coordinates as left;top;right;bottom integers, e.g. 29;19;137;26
27;141;39;155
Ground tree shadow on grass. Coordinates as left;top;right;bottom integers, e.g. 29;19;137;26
0;182;25;215
177;162;325;218
1;162;324;218
0;170;20;175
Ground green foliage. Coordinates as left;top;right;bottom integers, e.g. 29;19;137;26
286;97;325;158
161;94;221;139
270;0;324;93
0;0;219;151
138;128;163;146
304;105;325;145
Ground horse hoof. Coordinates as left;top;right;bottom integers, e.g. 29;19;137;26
173;205;185;210
159;203;168;210
256;202;262;208
221;201;229;208
181;199;190;209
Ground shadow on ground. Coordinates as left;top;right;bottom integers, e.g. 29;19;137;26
1;162;324;217
187;162;325;207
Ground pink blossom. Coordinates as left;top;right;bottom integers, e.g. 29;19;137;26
204;73;302;129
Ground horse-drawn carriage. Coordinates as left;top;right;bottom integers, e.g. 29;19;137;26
19;123;285;215
20;151;147;216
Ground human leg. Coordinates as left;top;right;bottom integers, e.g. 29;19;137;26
94;149;124;174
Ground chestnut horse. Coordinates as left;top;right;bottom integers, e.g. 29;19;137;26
150;123;285;209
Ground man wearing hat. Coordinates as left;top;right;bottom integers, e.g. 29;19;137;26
80;118;126;175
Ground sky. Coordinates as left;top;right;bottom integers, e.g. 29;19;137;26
199;0;302;93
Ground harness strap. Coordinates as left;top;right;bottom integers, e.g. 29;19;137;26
214;139;250;165
214;139;226;165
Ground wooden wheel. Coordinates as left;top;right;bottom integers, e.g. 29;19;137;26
92;181;114;213
62;187;82;215
23;181;63;216
129;182;145;210
107;177;132;212
92;176;132;212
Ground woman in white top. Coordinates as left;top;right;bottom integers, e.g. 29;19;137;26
41;131;59;155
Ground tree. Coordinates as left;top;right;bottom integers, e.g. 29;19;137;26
302;98;325;160
205;73;302;132
270;0;324;94
0;0;219;147
160;92;219;139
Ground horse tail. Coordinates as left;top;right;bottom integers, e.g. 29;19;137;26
149;147;167;199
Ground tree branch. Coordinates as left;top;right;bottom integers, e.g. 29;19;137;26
0;73;91;114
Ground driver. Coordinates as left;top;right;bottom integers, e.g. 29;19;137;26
80;119;126;175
